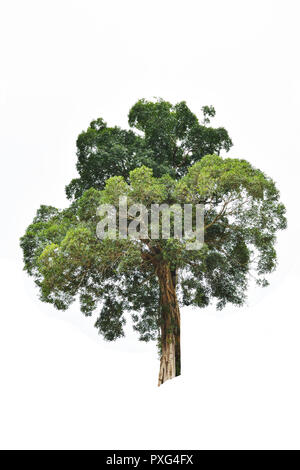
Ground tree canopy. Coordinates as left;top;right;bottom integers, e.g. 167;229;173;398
65;99;233;199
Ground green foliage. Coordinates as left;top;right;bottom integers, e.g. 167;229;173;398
21;150;287;341
66;98;233;199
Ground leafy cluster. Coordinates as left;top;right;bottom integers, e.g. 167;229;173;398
66;99;233;199
20;152;286;342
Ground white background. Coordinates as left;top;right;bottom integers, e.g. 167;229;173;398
0;0;299;450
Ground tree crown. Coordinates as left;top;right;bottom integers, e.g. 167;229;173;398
66;98;233;199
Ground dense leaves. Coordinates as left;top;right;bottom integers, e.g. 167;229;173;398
66;99;233;199
21;152;286;342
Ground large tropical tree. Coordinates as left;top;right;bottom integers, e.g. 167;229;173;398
20;100;286;386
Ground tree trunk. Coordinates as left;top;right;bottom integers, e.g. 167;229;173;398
157;264;181;386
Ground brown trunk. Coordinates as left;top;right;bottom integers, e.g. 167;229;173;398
157;264;181;386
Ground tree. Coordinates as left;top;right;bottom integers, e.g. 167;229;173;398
20;100;286;386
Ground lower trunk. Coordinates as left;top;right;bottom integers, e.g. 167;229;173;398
157;264;181;386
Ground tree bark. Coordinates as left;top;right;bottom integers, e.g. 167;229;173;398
157;264;181;386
